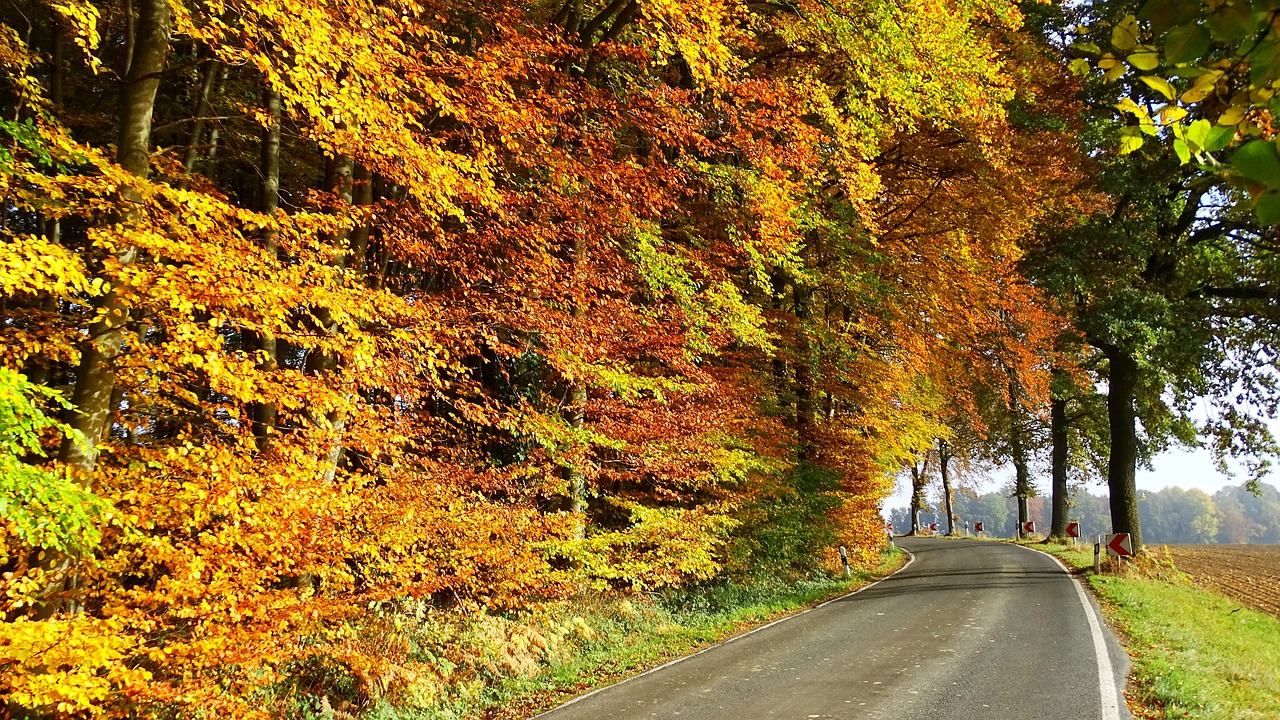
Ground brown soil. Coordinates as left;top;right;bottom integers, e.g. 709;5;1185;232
1153;544;1280;618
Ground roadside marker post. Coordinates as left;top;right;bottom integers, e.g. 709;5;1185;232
839;545;851;577
1093;536;1101;574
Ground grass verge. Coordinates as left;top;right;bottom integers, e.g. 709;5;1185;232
362;546;904;720
1035;541;1280;720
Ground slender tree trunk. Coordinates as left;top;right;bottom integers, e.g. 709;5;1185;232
182;57;221;173
939;440;955;536
50;15;64;108
122;0;135;76
251;85;281;452
1007;375;1031;536
306;153;354;483
563;380;588;539
1050;387;1070;539
770;268;791;423
1106;348;1142;550
1014;459;1030;536
793;283;815;461
559;233;589;540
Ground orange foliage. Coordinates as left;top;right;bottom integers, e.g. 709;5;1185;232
0;0;1085;714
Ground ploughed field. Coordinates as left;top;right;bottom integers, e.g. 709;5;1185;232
1157;544;1280;618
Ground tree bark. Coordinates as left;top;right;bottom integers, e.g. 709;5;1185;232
770;268;791;424
909;459;929;535
1007;375;1032;536
251;84;281;452
306;153;354;483
793;282;815;461
1105;348;1143;550
939;439;955;536
181;57;221;173
1050;387;1070;539
43;0;169;618
58;0;169;474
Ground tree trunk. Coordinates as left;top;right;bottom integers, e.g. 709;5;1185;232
58;0;169;474
44;0;169;618
251;84;281;452
347;164;374;282
770;268;791;424
181;57;221;173
939;440;955;536
1007;375;1032;536
1106;348;1142;550
1015;462;1030;537
1050;388;1070;539
793;282;815;461
563;380;588;540
909;459;928;535
306;153;354;483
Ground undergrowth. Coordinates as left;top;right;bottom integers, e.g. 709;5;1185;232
275;547;904;720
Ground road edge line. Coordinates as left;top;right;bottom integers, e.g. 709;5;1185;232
1016;544;1124;720
530;545;916;718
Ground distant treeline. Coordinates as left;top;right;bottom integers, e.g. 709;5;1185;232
889;482;1280;544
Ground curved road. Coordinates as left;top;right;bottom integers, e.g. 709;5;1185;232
538;538;1130;720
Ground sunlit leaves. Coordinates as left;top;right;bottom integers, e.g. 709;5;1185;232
1112;15;1140;52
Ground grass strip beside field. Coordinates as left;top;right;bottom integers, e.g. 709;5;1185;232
1038;542;1280;720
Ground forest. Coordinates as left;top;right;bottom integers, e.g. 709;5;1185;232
890;481;1280;545
1;0;1278;716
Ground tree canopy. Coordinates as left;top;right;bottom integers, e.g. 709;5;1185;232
1;0;1277;716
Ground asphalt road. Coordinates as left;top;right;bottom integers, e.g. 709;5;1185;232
537;537;1131;720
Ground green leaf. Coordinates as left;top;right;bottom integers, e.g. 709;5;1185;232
1231;140;1280;184
1173;137;1192;164
1249;40;1280;85
1204;124;1236;152
1139;0;1201;33
1164;24;1212;64
1140;75;1177;100
1254;190;1280;225
1205;2;1257;42
1129;48;1161;70
1112;15;1140;52
1118;127;1146;154
1185;118;1212;150
1069;58;1091;77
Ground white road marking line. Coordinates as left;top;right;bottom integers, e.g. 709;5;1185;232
1020;545;1124;720
532;547;917;718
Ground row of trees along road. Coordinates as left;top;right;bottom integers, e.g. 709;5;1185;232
893;481;1280;545
0;0;1100;715
2;0;1280;714
905;0;1280;552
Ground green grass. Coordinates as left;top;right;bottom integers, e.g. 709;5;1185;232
1037;542;1280;719
363;548;905;720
